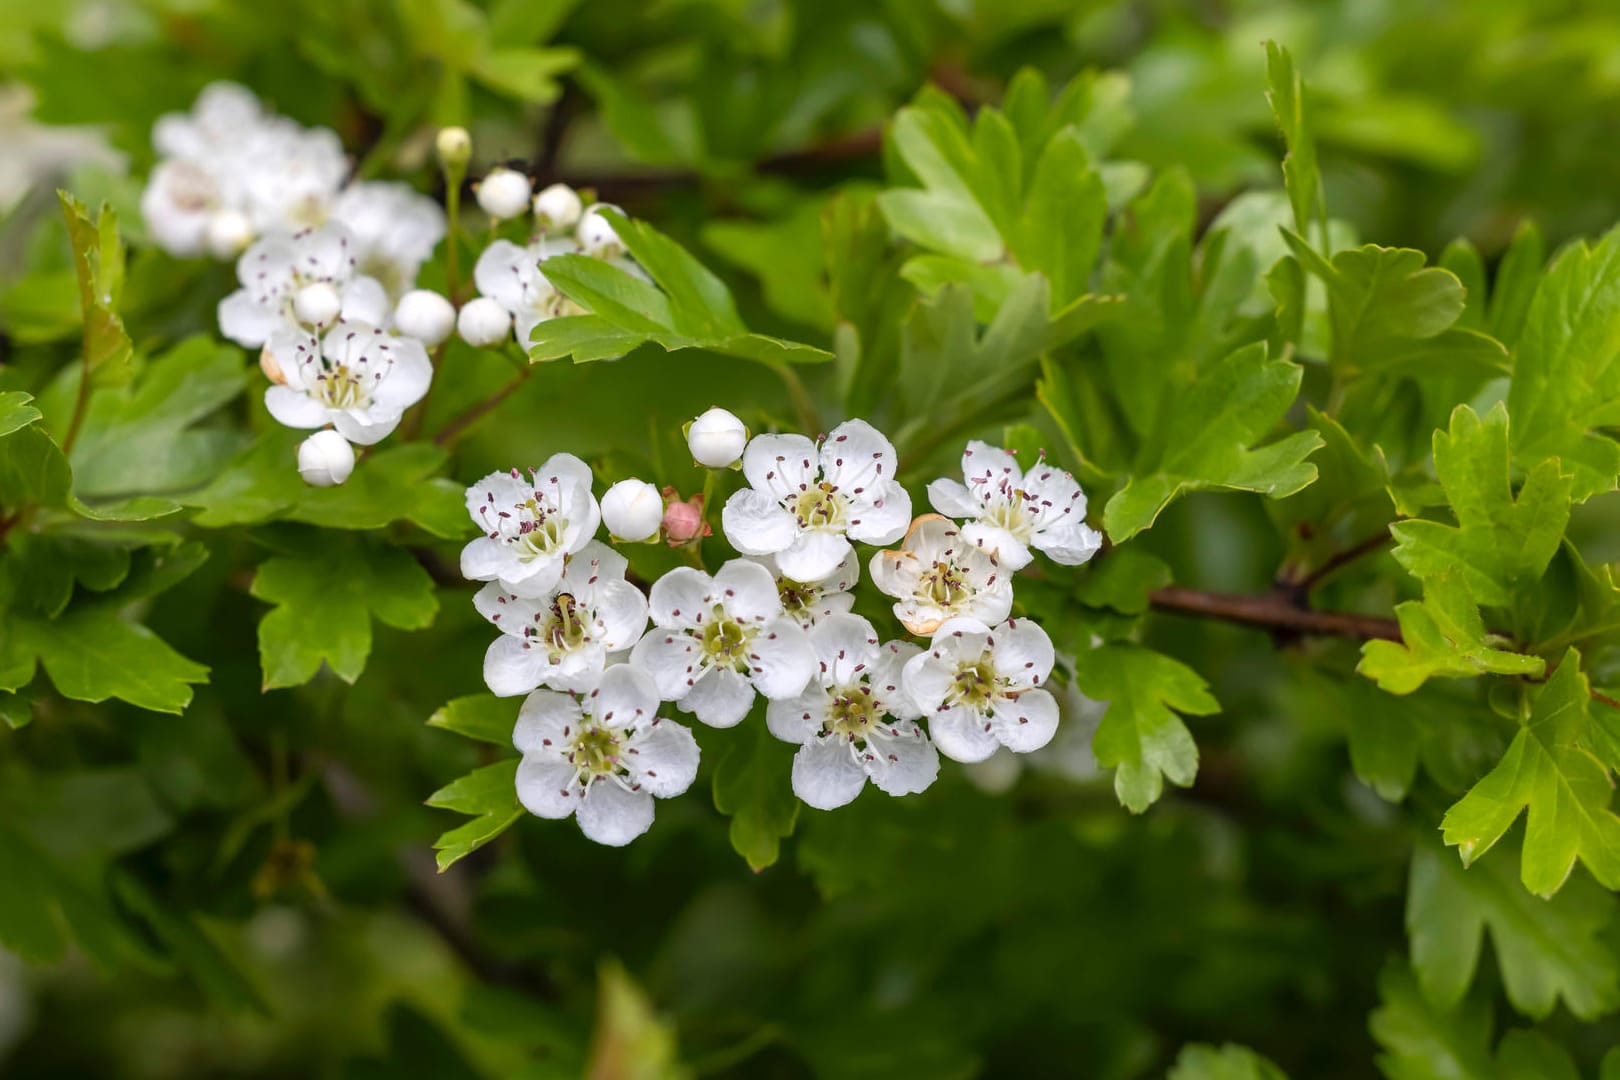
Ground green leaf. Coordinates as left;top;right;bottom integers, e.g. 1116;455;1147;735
0;532;132;617
0;424;72;512
1369;962;1494;1080
1359;574;1543;695
1440;649;1620;897
1074;548;1171;615
111;873;268;1015
428;760;521;872
1168;1043;1289;1080
533;210;830;366
1102;342;1322;541
1264;42;1321;234
4;603;209;714
1493;1032;1580;1080
57;192;132;386
712;720;798;871
1408;836;1620;1021
0;392;43;438
1076;644;1219;812
1390;404;1571;610
1507;222;1620;501
428;694;516;746
251;539;439;689
469;45;576;103
878;104;1004;263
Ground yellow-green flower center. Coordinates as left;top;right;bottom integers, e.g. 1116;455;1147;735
788;482;847;530
947;657;1000;710
701;609;754;671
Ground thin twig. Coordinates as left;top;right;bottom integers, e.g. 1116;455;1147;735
433;368;531;448
1298;531;1396;591
1148;584;1402;641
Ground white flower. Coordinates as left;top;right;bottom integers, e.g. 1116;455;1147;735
629;560;815;728
601;478;663;542
330;180;446;295
687;406;747;468
927;442;1103;569
477;166;532;219
141;160;226;257
514;664;700;847
456;296;511;347
748;549;858;631
393;289;456;346
721;418;911;582
766;614;938;810
472;237;578;344
218;223;387;346
577;204;623;257
205;209;254;259
869;514;1011;635
234;121;348;233
292;281;342;328
152;82;264;161
474;541;648;696
295;430;354;487
261;319;432;445
533;182;583;232
902;616;1059;763
460;454;602;599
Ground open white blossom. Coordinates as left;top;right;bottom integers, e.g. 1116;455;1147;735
927;442;1102;569
903;616;1059;763
261;319;431;445
514;664;700;847
235;122;348;233
461;455;601;599
330;180;446;295
748;549;858;631
766;614;937;809
870;514;1011;635
629;560;815;728
474;541;648;696
722;418;911;582
219;223;389;346
472;237;580;344
152;82;264;161
142;160;231;258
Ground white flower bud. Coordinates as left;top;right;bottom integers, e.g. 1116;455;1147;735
532;183;583;232
687;406;747;468
297;430;355;487
205;210;254;259
292;282;342;328
577;204;623;257
600;478;664;542
393;289;456;346
456;296;511;346
436;126;471;170
477;167;531;220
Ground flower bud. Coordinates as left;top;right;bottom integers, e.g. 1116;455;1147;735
292;282;341;328
477;167;531;220
577;204;623;257
297;430;355;487
532;183;583;232
687;406;747;468
205;209;254;259
600;478;663;542
436;126;471;171
661;487;711;546
456;296;511;346
394;289;456;346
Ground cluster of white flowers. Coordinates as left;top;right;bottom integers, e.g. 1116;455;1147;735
461;409;1104;846
143;87;632;488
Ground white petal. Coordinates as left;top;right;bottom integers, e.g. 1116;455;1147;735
722;489;797;555
928;705;1001;763
766;690;828;745
792;739;869;810
712;559;783;623
501;556;566;600
869;547;921;601
459;537;506;582
961;440;1023;490
484;635;553;697
576;780;655;846
473;582;538;635
845;479;912;545
866;724;940;796
629;630;700;701
562;540;630;599
776;531;852;583
1033;520;1104;566
516;754;581;819
647;567;712;629
989;689;1060;754
262;386;329;429
682;667;755;728
332;409;402;446
340;276;390;326
218;291;286;347
624;719;700;797
587;664;660;730
991;618;1055;689
869;641;923;720
370;335;433;411
819;418;897;493
808;613;880;686
742;433;820;500
927;477;981;518
901;649;951;714
538;451;594;492
746;617;816;700
593;580;649;652
961;521;1032;569
513;690;581;753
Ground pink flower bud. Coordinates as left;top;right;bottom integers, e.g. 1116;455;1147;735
660;487;711;546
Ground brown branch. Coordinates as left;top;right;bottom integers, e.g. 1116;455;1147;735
433;369;531;448
1148;584;1401;642
1298;531;1396;591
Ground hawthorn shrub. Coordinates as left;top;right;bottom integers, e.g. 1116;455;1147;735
4;3;1620;1077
